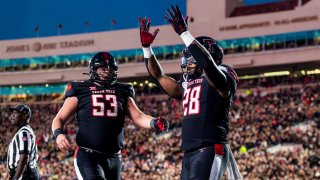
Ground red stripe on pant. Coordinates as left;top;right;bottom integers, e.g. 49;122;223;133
214;144;224;156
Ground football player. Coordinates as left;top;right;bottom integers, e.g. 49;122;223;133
51;52;169;180
139;5;240;180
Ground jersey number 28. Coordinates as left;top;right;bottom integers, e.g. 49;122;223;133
183;86;201;116
91;94;118;117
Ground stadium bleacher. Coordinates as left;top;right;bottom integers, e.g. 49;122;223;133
0;74;319;179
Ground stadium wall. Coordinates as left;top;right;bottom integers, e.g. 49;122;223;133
0;0;319;86
0;0;319;59
1;45;320;85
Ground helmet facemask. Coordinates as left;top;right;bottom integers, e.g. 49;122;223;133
89;52;118;86
181;49;203;81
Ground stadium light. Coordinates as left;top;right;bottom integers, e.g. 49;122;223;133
306;69;320;75
263;71;290;77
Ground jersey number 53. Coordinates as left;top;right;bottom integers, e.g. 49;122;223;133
91;94;118;117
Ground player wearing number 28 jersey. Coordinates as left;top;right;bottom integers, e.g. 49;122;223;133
139;5;242;180
51;52;169;180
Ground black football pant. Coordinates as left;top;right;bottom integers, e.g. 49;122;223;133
9;167;40;180
181;144;230;180
74;147;122;180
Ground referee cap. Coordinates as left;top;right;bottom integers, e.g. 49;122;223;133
9;105;32;121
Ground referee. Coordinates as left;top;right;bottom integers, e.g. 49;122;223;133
7;105;40;180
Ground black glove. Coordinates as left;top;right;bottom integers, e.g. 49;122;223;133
165;5;189;35
150;117;169;132
139;17;160;47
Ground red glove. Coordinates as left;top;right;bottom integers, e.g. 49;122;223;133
139;17;160;47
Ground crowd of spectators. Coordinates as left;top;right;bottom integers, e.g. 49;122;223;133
0;75;319;179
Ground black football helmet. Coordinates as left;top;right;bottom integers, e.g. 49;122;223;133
89;52;118;85
181;36;224;80
195;36;224;65
181;48;203;80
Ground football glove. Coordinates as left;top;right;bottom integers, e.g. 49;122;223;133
150;117;169;132
139;17;160;47
165;5;189;35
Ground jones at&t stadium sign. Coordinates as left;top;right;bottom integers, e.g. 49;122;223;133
5;39;95;53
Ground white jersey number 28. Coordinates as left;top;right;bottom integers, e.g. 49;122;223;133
183;86;201;116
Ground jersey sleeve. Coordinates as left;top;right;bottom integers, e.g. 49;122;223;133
16;130;32;154
219;65;238;96
64;82;77;99
128;84;135;99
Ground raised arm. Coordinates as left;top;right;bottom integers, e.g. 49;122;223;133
165;5;233;98
139;17;183;100
187;39;228;96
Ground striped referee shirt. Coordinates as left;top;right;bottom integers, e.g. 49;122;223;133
7;125;38;170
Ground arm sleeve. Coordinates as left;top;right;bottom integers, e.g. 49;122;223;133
219;65;239;97
16;131;32;154
187;43;228;90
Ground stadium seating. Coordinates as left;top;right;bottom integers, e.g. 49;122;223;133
0;74;319;179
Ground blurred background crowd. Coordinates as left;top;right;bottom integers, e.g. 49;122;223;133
0;74;319;179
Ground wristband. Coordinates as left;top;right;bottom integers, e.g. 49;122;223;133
142;47;154;58
180;31;195;47
53;128;64;139
150;118;156;129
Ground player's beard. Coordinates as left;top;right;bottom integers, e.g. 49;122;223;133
97;70;113;81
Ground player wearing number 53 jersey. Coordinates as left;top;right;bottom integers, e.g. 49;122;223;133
139;5;242;180
51;52;169;180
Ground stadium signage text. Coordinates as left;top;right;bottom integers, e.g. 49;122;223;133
5;39;95;53
219;15;318;31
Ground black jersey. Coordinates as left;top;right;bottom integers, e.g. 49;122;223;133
64;80;135;153
180;65;238;151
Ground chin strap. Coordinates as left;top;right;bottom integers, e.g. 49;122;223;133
182;73;188;82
